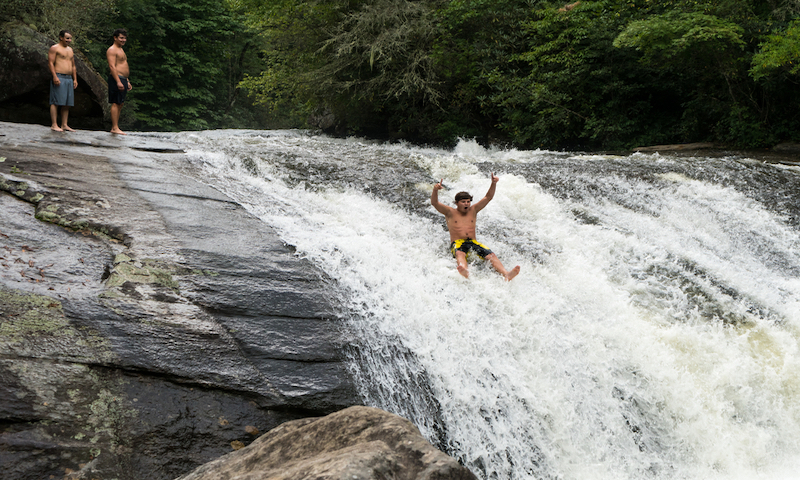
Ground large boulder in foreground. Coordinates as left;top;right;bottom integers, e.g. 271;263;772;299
177;406;477;480
0;21;108;127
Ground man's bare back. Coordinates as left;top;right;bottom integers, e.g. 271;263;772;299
431;173;520;281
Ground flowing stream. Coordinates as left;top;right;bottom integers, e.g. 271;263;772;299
162;130;800;480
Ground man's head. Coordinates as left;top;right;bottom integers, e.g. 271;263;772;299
59;30;73;45
455;192;472;203
455;191;472;212
112;28;128;44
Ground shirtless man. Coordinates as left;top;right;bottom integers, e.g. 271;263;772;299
106;29;132;134
431;173;520;281
48;30;78;132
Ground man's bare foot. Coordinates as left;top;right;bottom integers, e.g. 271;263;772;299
62;125;75;132
505;266;520;281
457;265;469;279
110;128;127;135
51;125;63;132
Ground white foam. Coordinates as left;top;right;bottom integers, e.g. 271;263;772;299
175;131;800;480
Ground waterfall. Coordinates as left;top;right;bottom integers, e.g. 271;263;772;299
166;130;800;480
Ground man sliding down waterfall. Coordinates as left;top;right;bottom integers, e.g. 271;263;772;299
431;173;521;281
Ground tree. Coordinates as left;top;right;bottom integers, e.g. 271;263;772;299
3;0;119;65
750;20;800;79
239;0;447;138
115;0;250;130
496;0;660;149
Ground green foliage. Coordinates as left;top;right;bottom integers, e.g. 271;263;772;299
316;0;441;105
2;0;119;67
430;0;541;144
487;0;659;149
609;9;754;146
233;0;800;147
750;20;800;79
115;0;249;130
6;0;800;146
613;11;745;65
314;0;448;138
1;0;118;42
235;0;343;128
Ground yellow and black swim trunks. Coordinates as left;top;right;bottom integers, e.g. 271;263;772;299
449;239;493;259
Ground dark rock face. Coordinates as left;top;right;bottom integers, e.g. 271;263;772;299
0;21;108;128
176;406;478;480
0;123;361;479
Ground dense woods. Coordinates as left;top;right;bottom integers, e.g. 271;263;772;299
4;0;799;149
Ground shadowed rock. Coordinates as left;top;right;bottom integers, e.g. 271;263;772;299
0;21;108;128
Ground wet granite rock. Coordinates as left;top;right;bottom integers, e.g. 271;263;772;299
176;406;478;480
0;123;361;479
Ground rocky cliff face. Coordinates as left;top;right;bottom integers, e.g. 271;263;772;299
0;123;361;479
0;22;108;128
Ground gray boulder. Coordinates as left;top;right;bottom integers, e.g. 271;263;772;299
177;405;477;480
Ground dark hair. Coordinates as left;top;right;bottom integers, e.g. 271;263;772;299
455;192;473;202
59;30;72;38
112;28;128;38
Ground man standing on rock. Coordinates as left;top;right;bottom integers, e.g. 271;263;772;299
48;30;78;132
431;173;521;281
106;28;132;135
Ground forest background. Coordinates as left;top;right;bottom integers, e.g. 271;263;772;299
2;0;799;150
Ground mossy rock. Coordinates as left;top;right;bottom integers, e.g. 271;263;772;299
0;173;46;203
106;258;181;292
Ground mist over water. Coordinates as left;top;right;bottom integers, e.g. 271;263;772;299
166;130;800;480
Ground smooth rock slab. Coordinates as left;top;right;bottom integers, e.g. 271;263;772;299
0;123;360;479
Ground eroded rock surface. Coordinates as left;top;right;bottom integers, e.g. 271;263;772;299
0;122;359;479
177;406;477;480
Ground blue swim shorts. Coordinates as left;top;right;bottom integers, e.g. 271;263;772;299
108;75;129;104
450;238;494;259
50;74;74;107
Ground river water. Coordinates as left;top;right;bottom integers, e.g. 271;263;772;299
159;130;800;480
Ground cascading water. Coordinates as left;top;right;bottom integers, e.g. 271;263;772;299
163;130;800;480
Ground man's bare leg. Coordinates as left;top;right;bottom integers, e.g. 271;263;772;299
456;251;469;279
60;107;74;132
50;105;63;131
110;103;126;135
487;253;520;281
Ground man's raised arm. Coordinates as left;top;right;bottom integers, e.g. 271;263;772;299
431;179;451;215
472;173;498;212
